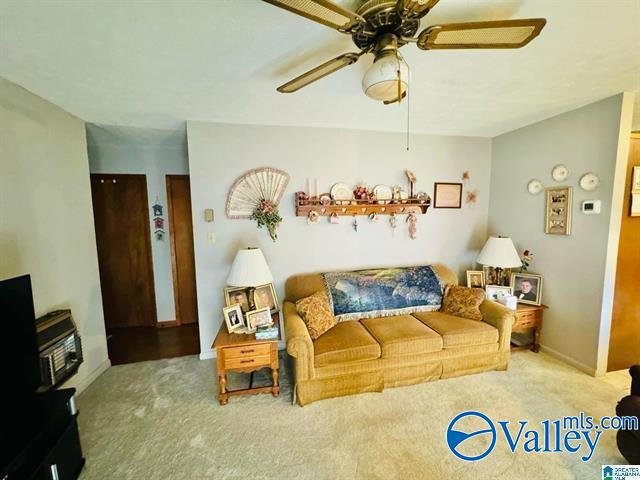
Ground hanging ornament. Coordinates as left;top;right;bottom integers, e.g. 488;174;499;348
329;212;339;224
352;215;358;233
389;213;398;236
407;213;417;240
368;212;379;222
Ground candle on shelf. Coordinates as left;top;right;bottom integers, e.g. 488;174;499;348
314;179;320;199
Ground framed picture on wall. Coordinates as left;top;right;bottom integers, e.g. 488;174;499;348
433;183;463;208
544;186;572;235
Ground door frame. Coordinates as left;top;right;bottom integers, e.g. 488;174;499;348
166;174;190;326
91;173;158;328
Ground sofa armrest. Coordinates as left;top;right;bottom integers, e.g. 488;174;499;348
283;301;314;382
480;300;516;352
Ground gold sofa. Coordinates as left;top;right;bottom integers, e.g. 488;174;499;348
284;264;516;406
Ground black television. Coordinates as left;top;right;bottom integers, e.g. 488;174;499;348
0;274;41;397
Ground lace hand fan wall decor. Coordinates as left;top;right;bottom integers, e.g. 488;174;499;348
226;167;290;241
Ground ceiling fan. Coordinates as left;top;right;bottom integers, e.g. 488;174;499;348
263;0;546;104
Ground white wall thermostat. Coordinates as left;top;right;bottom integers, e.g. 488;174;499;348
581;200;601;215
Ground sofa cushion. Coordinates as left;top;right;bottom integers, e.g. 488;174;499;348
413;311;499;348
360;315;443;358
295;291;336;340
441;285;485;321
313;321;381;367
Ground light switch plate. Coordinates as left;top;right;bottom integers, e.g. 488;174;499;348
204;209;214;222
207;232;216;244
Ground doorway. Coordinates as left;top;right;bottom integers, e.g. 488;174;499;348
166;175;199;326
90;173;200;365
607;133;640;371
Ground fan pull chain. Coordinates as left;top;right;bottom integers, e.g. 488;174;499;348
404;55;411;151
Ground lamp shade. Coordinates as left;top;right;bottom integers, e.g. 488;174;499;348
476;237;522;268
362;55;409;102
227;248;273;287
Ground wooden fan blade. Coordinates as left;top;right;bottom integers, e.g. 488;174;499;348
417;18;547;50
277;52;361;93
263;0;365;32
399;0;440;19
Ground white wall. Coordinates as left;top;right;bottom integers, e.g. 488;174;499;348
489;95;625;374
86;125;189;322
187;122;493;357
0;77;109;392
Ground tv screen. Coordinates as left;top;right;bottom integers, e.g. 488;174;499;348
0;274;41;396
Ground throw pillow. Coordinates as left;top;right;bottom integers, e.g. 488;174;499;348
295;291;337;340
441;285;485;321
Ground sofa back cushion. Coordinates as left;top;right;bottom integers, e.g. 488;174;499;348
441;285;485;321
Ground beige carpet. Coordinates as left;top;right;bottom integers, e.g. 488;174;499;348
77;351;631;480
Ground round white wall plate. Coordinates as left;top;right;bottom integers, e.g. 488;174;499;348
527;179;543;195
552;164;570;182
579;172;600;191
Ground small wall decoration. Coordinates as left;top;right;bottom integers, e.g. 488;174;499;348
527;179;543;195
226;167;289;241
465;190;478;205
551;164;570;182
579;172;600;191
407;213;417;239
433;182;463;209
151;199;165;241
461;171;470;183
544;186;572;235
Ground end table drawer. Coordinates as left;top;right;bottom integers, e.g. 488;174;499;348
224;354;271;370
224;344;271;359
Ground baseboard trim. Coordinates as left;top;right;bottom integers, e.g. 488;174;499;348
539;345;596;376
156;320;179;329
200;350;216;360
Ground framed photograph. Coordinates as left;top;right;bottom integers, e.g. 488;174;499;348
466;270;485;289
511;273;543;306
246;307;273;329
253;283;279;314
434;182;463;209
223;304;244;333
485;285;513;302
224;286;250;313
544;186;572;235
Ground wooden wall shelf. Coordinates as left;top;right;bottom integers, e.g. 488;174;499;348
295;198;431;217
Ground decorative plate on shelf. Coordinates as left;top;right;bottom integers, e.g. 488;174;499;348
527;179;543;195
373;184;392;204
552;164;570;182
579;172;600;191
330;183;353;204
319;194;332;205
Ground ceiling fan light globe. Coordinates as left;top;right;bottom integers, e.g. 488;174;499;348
361;55;409;102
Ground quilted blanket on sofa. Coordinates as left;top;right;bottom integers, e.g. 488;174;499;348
322;265;444;322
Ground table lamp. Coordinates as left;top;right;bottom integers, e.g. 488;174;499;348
476;236;521;286
227;247;273;310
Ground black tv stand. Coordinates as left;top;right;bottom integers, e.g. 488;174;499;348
1;388;85;480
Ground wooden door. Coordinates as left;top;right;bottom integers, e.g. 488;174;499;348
90;174;157;328
167;175;199;325
608;135;640;371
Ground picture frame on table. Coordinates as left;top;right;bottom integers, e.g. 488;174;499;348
433;182;463;209
246;307;273;329
223;304;244;333
511;273;543;306
224;286;250;313
485;285;513;302
466;270;485;289
253;283;279;314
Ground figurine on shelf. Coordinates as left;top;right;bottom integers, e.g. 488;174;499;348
405;169;416;198
354;184;372;201
296;191;310;203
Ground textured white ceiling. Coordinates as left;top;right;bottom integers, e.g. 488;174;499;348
1;0;638;137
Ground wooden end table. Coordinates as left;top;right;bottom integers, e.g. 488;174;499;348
511;304;547;353
212;313;280;405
